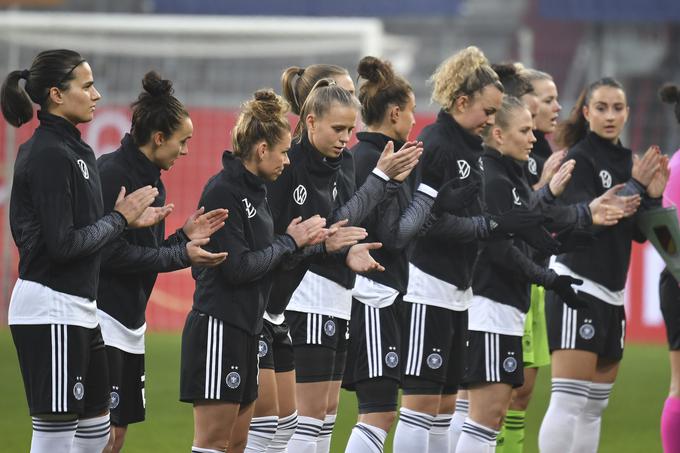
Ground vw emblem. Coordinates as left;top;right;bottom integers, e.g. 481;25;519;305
599;170;612;189
527;157;537;176
293;184;307;205
76;159;89;179
457;160;471;179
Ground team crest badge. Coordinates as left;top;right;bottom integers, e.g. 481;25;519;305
242;198;257;218
385;351;399;368
579;323;595;340
427;352;443;370
258;340;268;358
293;184;307;205
527;157;537;176
73;382;85;401
599;170;612;189
457;160;471;179
76;159;89;179
110;391;120;409
226;371;241;389
324;319;336;336
503;356;518;373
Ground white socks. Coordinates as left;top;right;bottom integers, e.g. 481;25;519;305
287;416;323;453
429;413;453;453
191;447;223;453
317;413;336;453
30;417;77;453
71;414;110;453
246;416;279;452
394;407;434;453
450;399;469;451
267;411;298;453
345;423;388;453
538;378;591;453
570;382;613;453
456;418;498;453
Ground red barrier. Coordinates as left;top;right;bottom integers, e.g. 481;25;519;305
0;107;670;343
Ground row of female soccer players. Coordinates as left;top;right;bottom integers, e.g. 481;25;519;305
1;45;672;453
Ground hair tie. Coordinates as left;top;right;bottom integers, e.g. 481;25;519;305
297;68;305;77
20;69;30;80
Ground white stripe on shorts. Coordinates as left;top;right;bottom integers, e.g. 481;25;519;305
306;313;324;345
364;306;383;378
406;303;426;376
561;305;577;349
484;332;500;382
204;316;224;399
51;324;68;412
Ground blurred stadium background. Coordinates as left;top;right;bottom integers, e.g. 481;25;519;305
0;0;679;451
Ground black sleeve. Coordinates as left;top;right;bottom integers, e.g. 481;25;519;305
30;148;126;263
329;170;390;225
98;161;190;274
374;185;435;250
483;177;555;286
208;191;298;285
418;211;487;242
100;237;190;274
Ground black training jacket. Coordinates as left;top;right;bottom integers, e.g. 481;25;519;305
524;130;553;187
409;110;485;289
473;147;557;312
556;132;660;291
192;152;298;334
352;132;434;294
10;111;126;300
264;133;390;315
97;134;190;329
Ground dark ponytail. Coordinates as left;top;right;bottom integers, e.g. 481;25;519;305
356;56;412;126
660;83;680;124
555;77;624;149
491;63;533;99
130;71;189;146
1;49;85;127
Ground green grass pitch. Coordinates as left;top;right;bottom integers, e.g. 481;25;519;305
0;329;668;452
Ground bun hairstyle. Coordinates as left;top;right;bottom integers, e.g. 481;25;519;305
357;56;412;126
281;64;349;115
660;83;680;124
232;89;290;161
1;49;85;127
130;71;189;146
554;77;625;149
430;46;503;110
295;78;360;137
491;63;533;99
